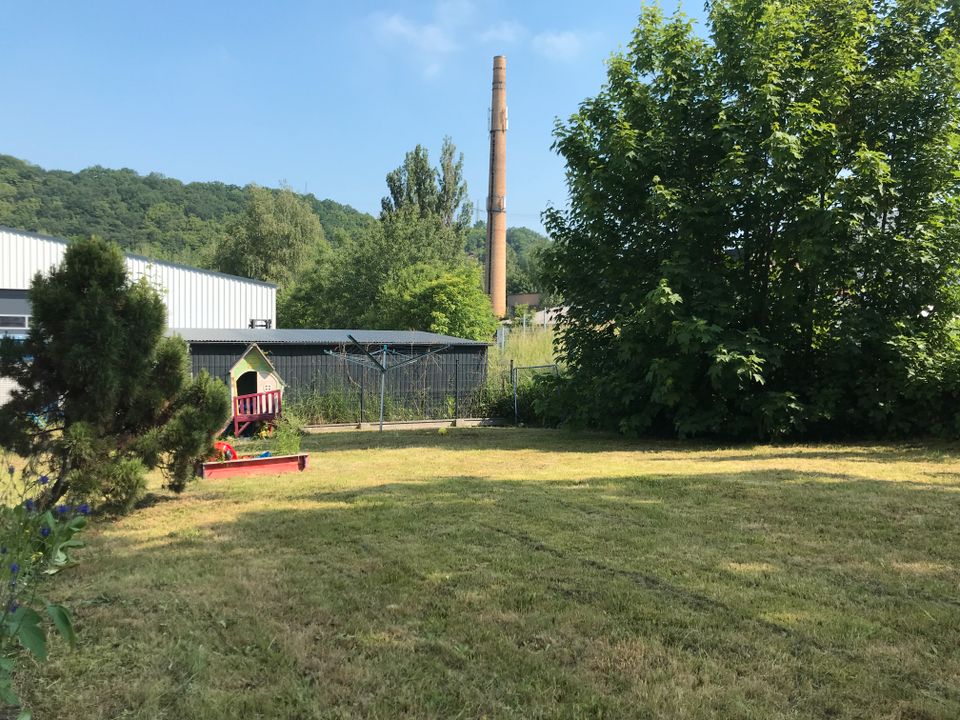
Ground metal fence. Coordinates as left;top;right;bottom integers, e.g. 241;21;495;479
282;349;490;425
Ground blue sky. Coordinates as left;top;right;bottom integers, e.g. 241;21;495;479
1;1;706;233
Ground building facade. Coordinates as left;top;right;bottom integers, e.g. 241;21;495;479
0;227;276;333
1;226;277;404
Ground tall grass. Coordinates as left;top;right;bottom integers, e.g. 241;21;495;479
489;326;558;376
478;327;560;421
285;385;460;425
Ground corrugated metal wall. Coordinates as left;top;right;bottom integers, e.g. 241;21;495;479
0;227;276;329
189;342;489;419
0;375;16;406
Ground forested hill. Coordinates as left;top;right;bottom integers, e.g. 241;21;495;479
0;154;378;266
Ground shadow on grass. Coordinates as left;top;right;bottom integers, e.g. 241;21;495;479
271;427;960;464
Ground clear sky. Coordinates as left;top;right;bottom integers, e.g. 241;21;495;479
0;1;706;233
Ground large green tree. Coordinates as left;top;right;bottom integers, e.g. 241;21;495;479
281;138;489;331
381;137;473;234
279;209;473;329
215;185;329;288
0;238;230;510
543;0;960;438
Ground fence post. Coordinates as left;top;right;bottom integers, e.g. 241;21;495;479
454;357;460;419
359;369;364;424
511;359;518;425
379;345;387;432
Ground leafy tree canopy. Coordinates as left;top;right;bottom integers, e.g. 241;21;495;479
279;207;477;330
381;137;473;234
0;237;230;510
214;185;329;288
378;263;498;341
543;0;960;438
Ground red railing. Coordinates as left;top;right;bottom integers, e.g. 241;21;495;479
232;390;282;436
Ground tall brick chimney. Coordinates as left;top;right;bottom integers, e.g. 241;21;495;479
485;55;507;318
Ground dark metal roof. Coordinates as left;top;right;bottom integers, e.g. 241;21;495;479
168;328;490;347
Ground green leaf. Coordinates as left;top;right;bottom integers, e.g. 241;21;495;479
0;676;18;706
16;710;32;720
46;604;75;648
13;609;46;661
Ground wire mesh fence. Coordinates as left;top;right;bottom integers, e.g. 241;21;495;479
283;349;491;424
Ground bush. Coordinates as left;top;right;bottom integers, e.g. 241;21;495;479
272;414;303;456
0;457;86;714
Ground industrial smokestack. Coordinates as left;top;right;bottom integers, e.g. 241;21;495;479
485;55;507;319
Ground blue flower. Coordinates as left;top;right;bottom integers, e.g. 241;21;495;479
7;602;17;614
38;475;49;485
23;499;35;512
9;563;19;575
56;504;71;515
40;527;50;538
78;503;91;516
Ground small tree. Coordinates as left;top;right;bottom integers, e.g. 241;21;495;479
0;237;230;511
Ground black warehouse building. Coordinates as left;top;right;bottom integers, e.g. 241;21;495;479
171;328;490;421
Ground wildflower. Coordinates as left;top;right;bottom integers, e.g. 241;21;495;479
6;602;17;614
56;504;71;515
9;563;19;575
78;503;91;516
40;527;50;538
6;465;13;477
23;499;35;512
38;475;49;485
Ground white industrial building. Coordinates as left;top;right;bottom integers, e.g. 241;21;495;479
1;226;277;403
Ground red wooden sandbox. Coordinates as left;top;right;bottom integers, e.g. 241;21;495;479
200;453;309;479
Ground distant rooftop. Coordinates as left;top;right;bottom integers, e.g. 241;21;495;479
169;328;489;347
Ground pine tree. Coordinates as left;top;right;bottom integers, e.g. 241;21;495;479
0;237;230;510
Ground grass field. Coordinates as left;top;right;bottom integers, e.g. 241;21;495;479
16;429;960;719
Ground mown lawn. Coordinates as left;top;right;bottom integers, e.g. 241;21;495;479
17;429;960;719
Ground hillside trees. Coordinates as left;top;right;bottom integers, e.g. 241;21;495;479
0;154;371;265
214;185;329;288
542;0;960;438
0;237;230;510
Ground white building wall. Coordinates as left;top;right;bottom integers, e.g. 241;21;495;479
0;376;16;407
0;227;276;329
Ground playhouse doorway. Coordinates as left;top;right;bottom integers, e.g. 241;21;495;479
236;370;258;397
